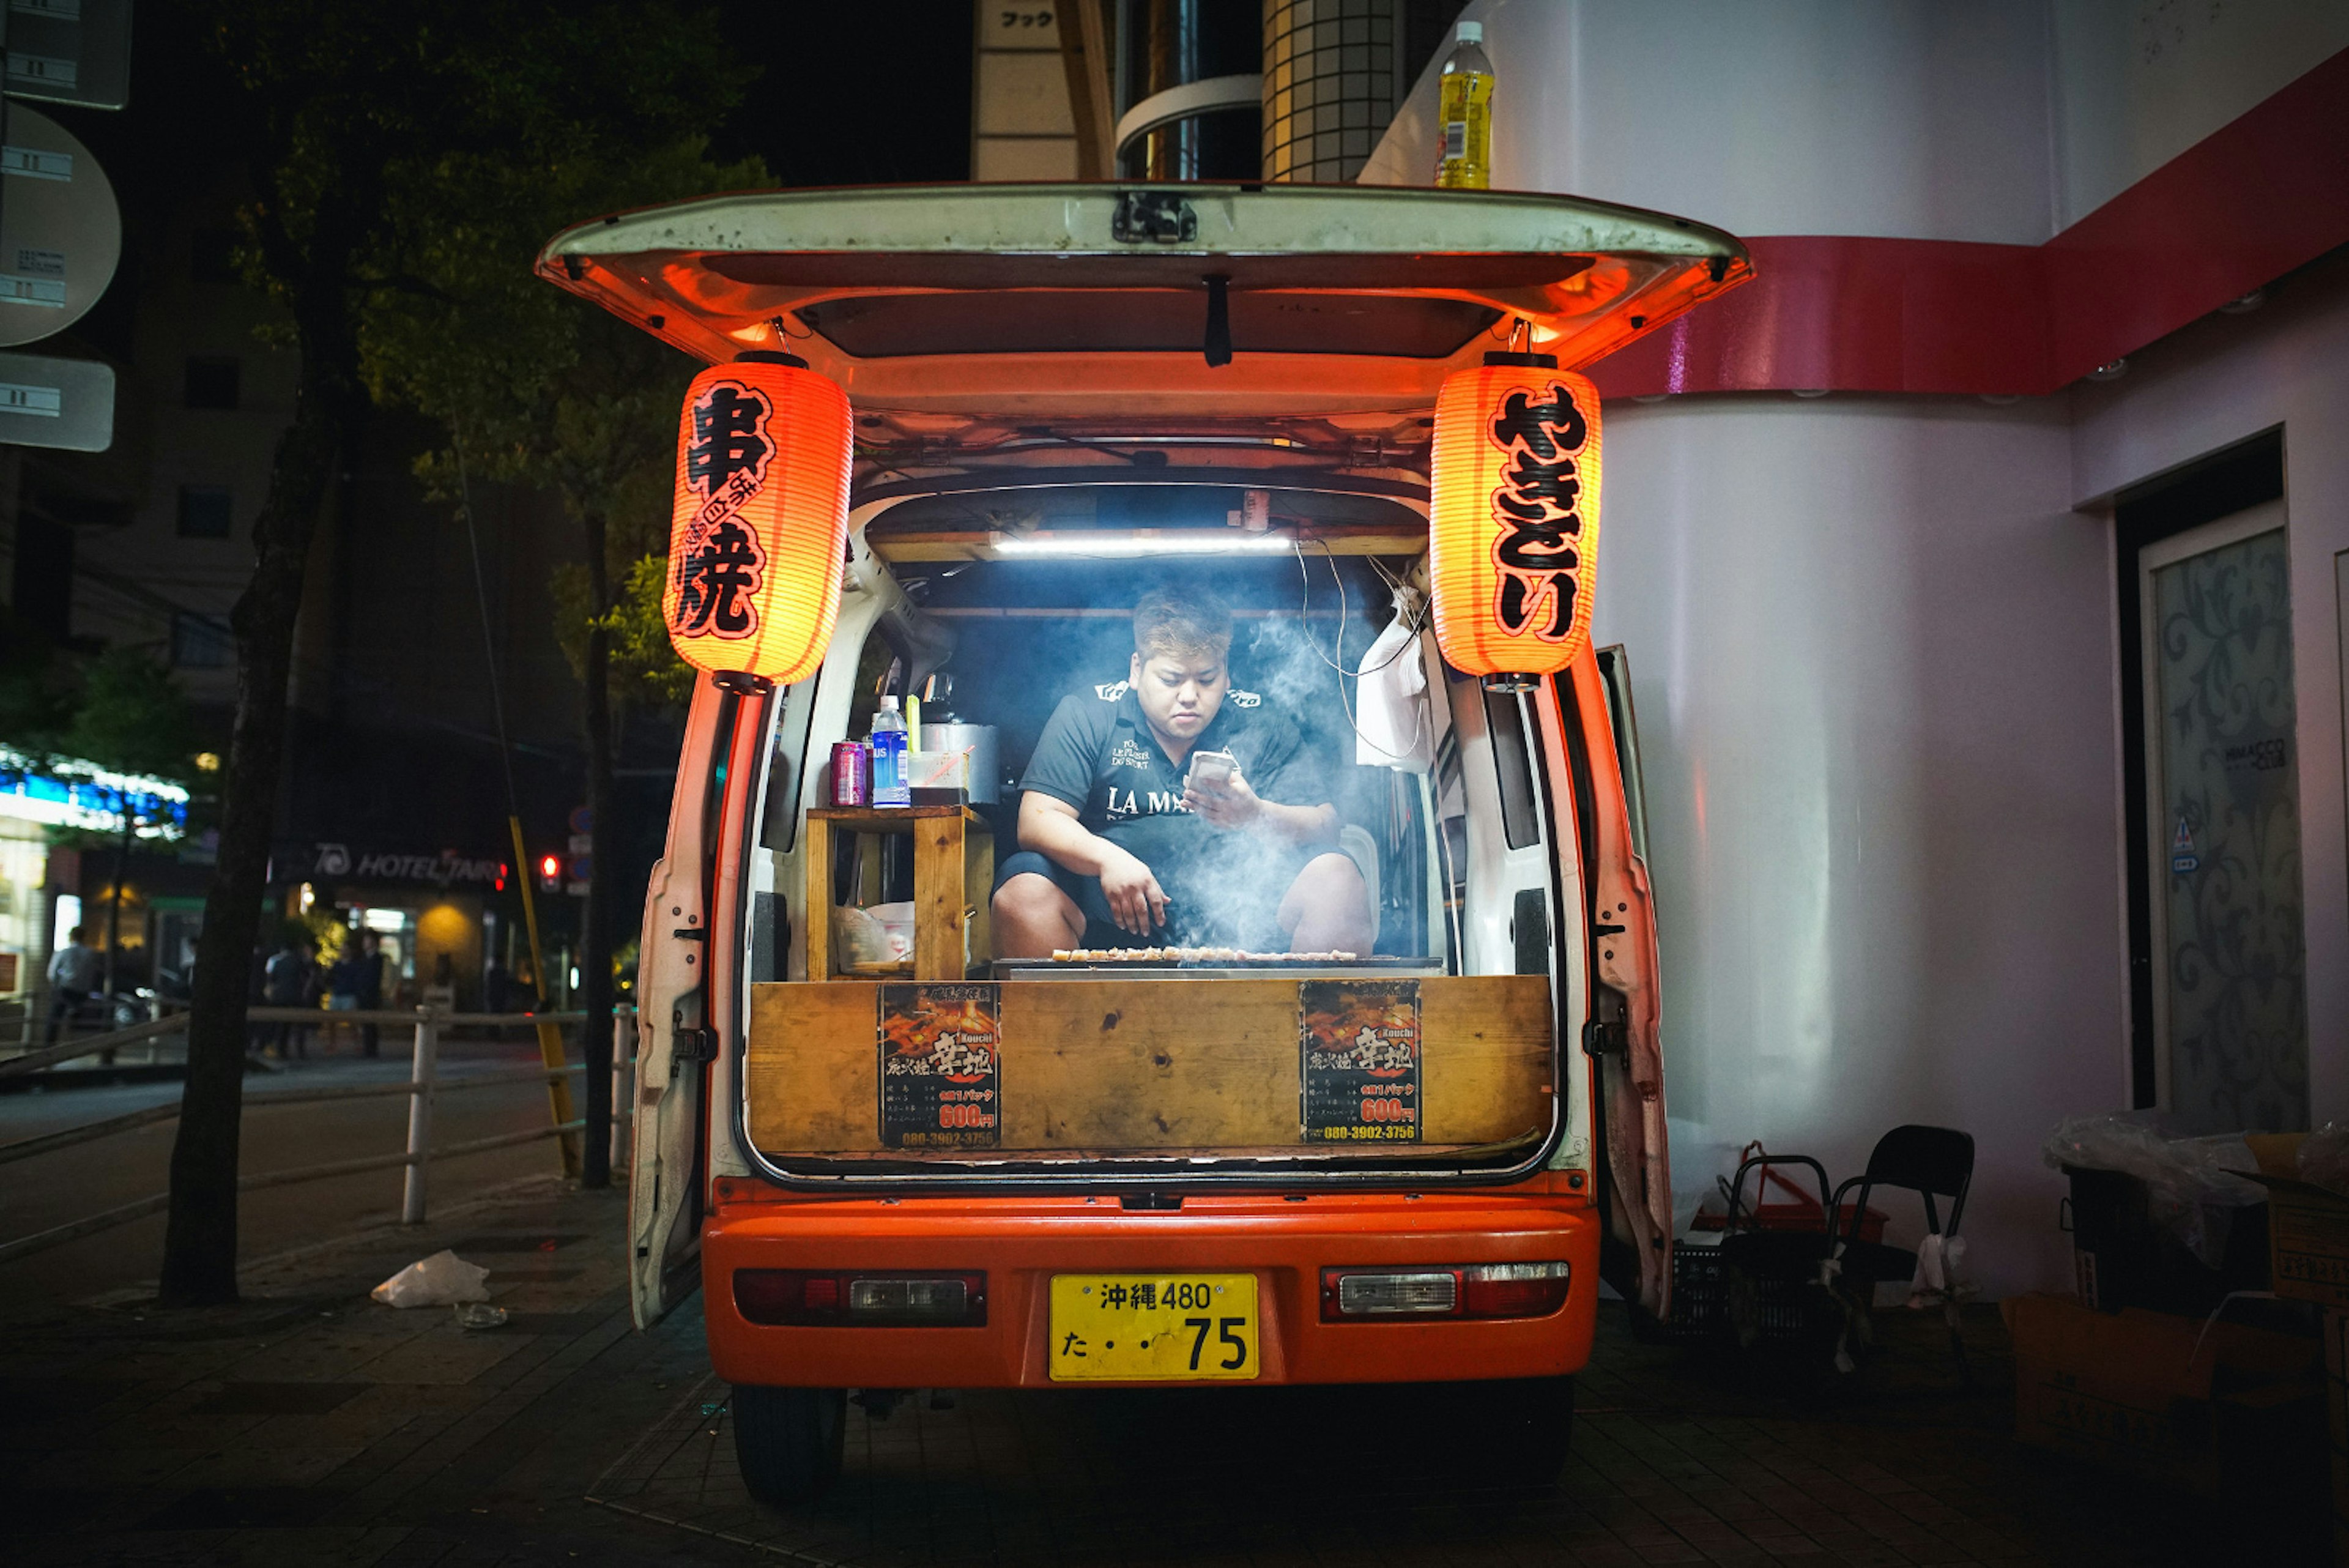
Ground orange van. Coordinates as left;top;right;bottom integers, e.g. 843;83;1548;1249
539;182;1745;1503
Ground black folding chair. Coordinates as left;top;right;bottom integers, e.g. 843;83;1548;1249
1829;1124;1976;1383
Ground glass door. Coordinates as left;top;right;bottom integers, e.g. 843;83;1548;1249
2139;499;2309;1131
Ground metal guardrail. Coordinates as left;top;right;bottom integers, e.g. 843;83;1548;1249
0;1013;187;1079
0;1006;637;1267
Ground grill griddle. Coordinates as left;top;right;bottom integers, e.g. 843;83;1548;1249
990;956;1442;979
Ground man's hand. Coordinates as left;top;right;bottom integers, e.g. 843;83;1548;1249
1097;845;1170;936
1183;765;1265;830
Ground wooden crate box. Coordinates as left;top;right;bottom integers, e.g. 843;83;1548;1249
746;975;1553;1157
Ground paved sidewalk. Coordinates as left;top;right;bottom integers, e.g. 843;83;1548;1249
1;1174;735;1567
0;1177;2325;1567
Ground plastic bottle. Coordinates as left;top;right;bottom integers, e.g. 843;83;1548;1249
869;696;910;807
1435;20;1493;190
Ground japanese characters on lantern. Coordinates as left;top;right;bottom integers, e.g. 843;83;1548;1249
666;352;853;684
1428;354;1603;684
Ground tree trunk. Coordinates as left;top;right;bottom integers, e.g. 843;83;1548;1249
158;280;363;1307
579;507;615;1188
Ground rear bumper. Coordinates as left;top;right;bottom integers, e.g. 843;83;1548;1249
701;1189;1600;1389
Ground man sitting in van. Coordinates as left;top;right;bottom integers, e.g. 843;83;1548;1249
992;585;1374;957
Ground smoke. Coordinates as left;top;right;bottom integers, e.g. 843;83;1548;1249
912;555;1410;952
1239;611;1340;718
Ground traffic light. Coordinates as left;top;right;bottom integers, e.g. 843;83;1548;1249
537;853;562;893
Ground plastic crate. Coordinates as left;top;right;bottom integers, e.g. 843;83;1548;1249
1666;1241;1818;1342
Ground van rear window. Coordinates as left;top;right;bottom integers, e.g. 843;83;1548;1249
740;540;1575;1171
826;551;1445;970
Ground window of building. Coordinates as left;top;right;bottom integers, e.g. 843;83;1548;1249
177;485;233;539
184;357;240;411
171;612;233;669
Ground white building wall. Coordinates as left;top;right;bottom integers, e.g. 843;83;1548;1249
1360;0;2059;242
971;2;1079;181
2049;0;2349;229
1366;0;2349;242
1363;0;2349;1293
1599;399;2114;1296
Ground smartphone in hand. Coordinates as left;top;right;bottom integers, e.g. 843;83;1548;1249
1185;749;1238;793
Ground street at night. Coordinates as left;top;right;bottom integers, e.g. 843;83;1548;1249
6;2;2349;1564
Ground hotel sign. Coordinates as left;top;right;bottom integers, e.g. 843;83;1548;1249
306;842;505;890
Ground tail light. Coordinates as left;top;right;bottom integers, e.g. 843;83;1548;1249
734;1270;987;1326
1461;1261;1573;1318
1321;1261;1569;1321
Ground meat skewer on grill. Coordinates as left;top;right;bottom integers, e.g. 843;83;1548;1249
1045;947;1359;964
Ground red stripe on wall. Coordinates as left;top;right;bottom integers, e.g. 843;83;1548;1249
1589;47;2349;400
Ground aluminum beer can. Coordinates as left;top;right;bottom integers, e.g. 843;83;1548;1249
829;741;870;806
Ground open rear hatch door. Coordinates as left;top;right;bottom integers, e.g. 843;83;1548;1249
538;182;1748;429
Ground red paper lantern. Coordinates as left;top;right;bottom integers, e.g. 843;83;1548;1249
1428;352;1603;683
665;351;852;683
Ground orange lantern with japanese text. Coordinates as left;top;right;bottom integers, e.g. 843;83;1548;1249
1428;352;1603;687
665;351;852;684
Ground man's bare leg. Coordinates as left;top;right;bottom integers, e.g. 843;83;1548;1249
1277;852;1375;954
991;872;1087;958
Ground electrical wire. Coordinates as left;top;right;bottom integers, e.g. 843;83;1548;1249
1286;537;1430;765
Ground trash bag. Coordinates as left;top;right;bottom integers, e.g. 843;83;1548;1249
2042;1113;2265;1268
371;1249;491;1307
2299;1123;2349;1197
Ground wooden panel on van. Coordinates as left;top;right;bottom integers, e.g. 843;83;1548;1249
744;977;1552;1156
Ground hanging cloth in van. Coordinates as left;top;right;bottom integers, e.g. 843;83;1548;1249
1354;588;1434;773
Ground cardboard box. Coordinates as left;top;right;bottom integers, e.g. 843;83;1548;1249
2247;1133;2349;1309
2006;1292;2320;1498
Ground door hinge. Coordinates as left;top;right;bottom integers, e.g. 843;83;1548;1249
670;1027;717;1066
1112;190;1197;245
1581;1018;1628;1058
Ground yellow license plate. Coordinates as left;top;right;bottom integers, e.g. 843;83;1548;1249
1047;1274;1259;1381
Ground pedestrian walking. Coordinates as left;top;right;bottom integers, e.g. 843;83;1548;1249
296;943;325;1057
262;936;314;1060
355;930;386;1057
43;925;101;1045
325;935;366;1053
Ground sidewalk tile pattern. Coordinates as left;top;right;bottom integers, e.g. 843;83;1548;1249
0;1174;2329;1567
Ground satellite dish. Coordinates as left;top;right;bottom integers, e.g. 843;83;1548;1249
0;103;122;347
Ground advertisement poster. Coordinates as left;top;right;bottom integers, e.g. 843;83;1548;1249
1299;979;1422;1142
877;983;1001;1149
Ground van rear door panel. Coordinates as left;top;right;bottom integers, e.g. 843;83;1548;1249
629;680;724;1328
1555;649;1672;1320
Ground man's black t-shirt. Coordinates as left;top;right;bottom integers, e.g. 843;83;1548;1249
1017;678;1330;945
